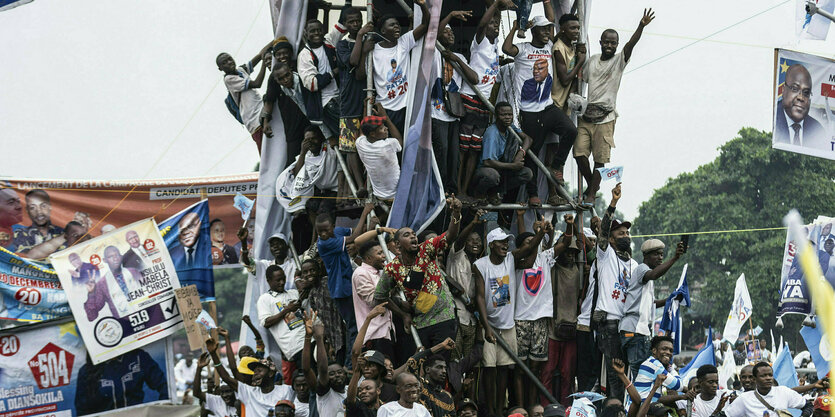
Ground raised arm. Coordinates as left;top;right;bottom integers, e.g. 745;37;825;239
501;20;520;57
512;217;548;262
193;353;210;403
598;183;621;251
543;0;556;24
635;373;667;417
206;336;238;391
623;9;655;63
251;41;272;68
442;50;479;86
370;102;403;144
439;11;472;36
351;22;375;68
346;355;367;406
313;319;330;394
612;359;642;411
352;303;389;359
553;214;574;256
476;0;514;42
218;327;243;382
301;311;319;393
412;0;432;41
445;195;464;244
237;227;252;266
241;315;265;354
454;209;485;252
643;242;685;282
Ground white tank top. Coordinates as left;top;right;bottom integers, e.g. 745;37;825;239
475;253;516;330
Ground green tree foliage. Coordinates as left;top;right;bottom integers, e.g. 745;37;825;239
212;267;249;339
632;128;835;344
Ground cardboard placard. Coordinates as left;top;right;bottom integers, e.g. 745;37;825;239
174;285;207;350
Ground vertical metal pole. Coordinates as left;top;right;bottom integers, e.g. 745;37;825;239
366;0;374;116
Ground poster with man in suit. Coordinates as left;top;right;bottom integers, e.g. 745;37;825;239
773;49;835;160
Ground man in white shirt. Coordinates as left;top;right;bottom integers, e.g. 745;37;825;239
194;353;240;417
356;108;403;202
303;314;348;417
240;229;298;292
722;362;813;417
174;353;197;392
377;372;432;417
218;42;272;153
257;265;305;379
121;229;149;272
297;19;343;140
685;365;732;417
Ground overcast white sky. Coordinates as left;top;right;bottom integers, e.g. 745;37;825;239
2;0;833;219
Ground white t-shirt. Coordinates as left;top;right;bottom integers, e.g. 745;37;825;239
688;393;727;417
582;52;628;124
236;384;294;417
619;263;654;335
294;398;310;417
256;290;306;359
513;41;554;113
431;50;465;122
377;401;432;417
309;45;339;106
515;248;555;321
577;262;596;327
595;245;638;320
317;388;347;417
355;136;402;199
224;62;264;134
475;253;516;330
255;259;298;292
723;386;807;417
205;393;238;417
373;31;418;111
460;36;499;97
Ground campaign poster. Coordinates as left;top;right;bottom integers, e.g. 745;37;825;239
778;215;835;317
159;201;214;301
0;174;257;266
772;49;835;160
48;219;182;364
0;248;69;325
746;339;762;363
0;317;174;417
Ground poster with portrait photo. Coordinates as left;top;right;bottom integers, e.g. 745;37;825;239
773;49;835;160
48;218;183;364
777;215;835;318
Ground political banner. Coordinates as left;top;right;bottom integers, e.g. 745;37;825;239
0;317;174;417
772;49;835;160
48;219;182;364
778;215;835;316
0;248;69;324
159;201;214;300
0;174;257;266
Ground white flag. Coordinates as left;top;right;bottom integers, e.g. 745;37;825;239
797;0;835;40
722;273;753;344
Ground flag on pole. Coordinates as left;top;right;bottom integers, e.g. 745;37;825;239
800;317;831;379
797;0;835;40
596;166;624;183
680;326;716;385
195;309;217;331
718;341;737;390
233;192;255;220
660;264;690;354
773;342;800;388
722;273;753;345
387;0;445;234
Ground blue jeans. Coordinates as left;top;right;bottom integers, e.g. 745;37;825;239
514;0;533;30
620;333;650;379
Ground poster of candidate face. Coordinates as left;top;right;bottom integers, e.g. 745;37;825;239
778;215;835;317
0;317;174;417
773;49;835;160
48;218;182;364
158;201;215;301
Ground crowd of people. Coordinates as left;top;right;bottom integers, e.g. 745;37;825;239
200;1;835;417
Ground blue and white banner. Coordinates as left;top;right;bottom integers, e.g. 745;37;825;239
0;0;33;12
159;201;214;301
660;264;690;354
722;273;753;344
0;248;69;324
232;192;254;221
800;317;831;379
596;166;623;183
0;317;174;417
679;326;716;385
388;0;445;234
773;342;800;388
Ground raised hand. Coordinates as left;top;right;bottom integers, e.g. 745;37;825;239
498;0;516;8
446;194;462;212
440;337;455;351
238;227;248;242
640;8;656;27
217;327;229;338
612;358;626;376
449;10;473;21
611;183;622;202
304;310;318;336
197;352;211;367
206;337;219;353
370;302;388;319
564;213;574;225
654;373;666;386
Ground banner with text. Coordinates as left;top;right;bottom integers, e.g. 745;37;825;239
778;215;835;317
0;248;69;324
48;219;182;364
0;174;257;266
0;317;174;417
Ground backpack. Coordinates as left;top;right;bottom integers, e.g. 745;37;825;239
224;93;244;124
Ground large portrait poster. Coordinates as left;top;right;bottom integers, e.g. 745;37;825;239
0;317;174;417
778;215;835;317
773;49;835;160
48;219;182;364
0;174;257;266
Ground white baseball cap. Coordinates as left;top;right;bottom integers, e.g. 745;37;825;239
530;15;555;28
486;228;513;244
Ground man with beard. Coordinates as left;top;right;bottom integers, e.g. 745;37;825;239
377;373;431;417
14;189;63;254
0;188;23;250
208;335;294;417
629;336;683;407
303;311;348;417
774;64;829;150
721;362;813;417
194;352;240;417
122;229;149;272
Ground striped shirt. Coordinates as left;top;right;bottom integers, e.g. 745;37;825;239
633;357;683;403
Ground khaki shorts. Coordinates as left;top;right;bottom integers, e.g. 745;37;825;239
482;327;517;367
574;119;616;163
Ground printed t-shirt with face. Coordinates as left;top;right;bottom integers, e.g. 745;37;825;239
355;136;402;200
582;52;628;124
375;233;457;329
513;41;554;112
236;383;294;417
515;248;555;321
373;31;417;111
309;44;340;106
205;393;238;417
619;263;653;335
430;50;465;122
474;253;516;330
595;244;638;320
256;289;305;358
460;36;499;97
317;387;347;417
377;401;432;417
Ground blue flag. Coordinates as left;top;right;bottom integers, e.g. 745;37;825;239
773;342;800;388
233;192;254;221
680;326;716;384
660;264;691;354
800;317;830;379
159;200;215;301
387;1;445;234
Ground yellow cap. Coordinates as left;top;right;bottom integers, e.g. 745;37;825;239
237;357;257;375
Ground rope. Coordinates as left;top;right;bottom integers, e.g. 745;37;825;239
631;226;787;239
